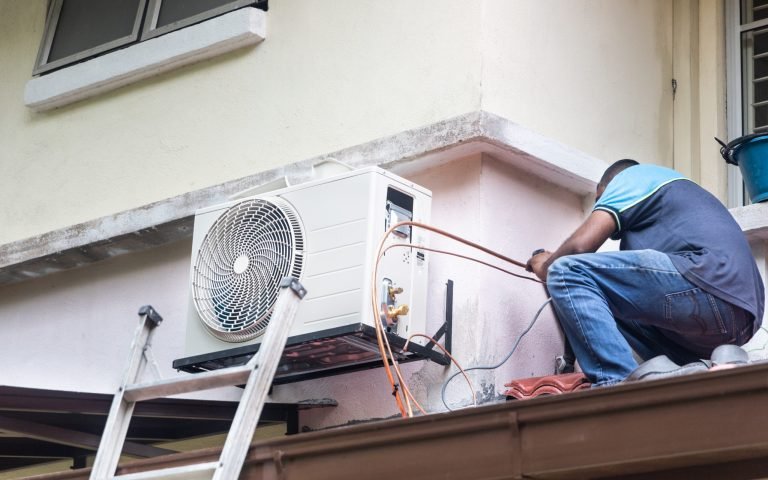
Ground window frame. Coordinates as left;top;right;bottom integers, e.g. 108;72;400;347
32;0;148;76
141;0;258;41
726;0;747;207
25;6;267;112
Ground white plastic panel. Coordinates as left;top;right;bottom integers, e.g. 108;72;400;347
184;167;431;358
305;219;368;254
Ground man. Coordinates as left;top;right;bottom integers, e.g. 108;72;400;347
527;159;764;386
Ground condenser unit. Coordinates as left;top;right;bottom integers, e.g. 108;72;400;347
173;167;446;383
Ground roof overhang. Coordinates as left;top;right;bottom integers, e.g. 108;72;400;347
0;386;333;474
0;110;606;285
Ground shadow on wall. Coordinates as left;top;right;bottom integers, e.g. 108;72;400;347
0;239;193;393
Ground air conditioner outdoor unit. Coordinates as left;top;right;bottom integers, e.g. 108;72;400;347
173;167;440;383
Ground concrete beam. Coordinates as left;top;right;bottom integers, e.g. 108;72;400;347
0;111;606;285
731;202;768;241
0;415;173;458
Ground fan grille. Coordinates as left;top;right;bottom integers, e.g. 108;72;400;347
192;197;304;342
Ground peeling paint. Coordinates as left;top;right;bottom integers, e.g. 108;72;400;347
477;381;500;404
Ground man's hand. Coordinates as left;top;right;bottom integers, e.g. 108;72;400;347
526;250;552;282
524;211;616;283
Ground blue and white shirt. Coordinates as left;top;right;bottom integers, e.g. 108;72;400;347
594;164;764;322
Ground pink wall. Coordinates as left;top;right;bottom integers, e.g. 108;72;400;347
280;154;590;426
405;154;586;406
0;154;590;430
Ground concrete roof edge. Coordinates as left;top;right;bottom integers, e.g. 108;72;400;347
477;110;605;193
730;202;768;241
0;110;605;284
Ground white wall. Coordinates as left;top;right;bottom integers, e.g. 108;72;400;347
480;0;674;166
0;0;484;245
0;239;195;393
0;0;682;247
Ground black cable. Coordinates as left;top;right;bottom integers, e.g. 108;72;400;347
440;297;553;412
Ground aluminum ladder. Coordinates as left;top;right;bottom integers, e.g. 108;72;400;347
89;277;307;480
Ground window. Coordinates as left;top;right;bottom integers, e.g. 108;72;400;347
142;0;260;40
740;0;768;134
33;0;267;76
725;0;755;206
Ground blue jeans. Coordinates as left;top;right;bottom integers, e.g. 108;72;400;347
546;250;754;386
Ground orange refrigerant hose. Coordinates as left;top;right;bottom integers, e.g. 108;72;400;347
370;221;540;417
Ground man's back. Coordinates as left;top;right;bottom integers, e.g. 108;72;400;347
595;164;764;323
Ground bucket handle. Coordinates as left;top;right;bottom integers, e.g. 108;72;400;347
715;137;738;166
716;134;766;166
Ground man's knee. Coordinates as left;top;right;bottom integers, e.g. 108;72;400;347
547;255;574;280
546;256;574;286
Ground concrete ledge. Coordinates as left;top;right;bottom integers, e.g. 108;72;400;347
0;111;606;285
731;203;768;241
27;363;768;480
24;8;266;111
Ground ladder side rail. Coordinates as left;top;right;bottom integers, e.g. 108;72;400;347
91;311;160;480
212;279;305;480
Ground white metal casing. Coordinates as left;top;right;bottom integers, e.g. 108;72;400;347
184;167;431;358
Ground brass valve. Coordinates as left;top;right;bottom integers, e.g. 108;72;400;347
388;286;404;301
387;304;410;320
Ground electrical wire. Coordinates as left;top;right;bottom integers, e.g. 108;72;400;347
439;297;553;412
376;244;538;414
378;311;426;416
372;229;535;416
369;220;541;417
371;222;542;416
405;333;477;408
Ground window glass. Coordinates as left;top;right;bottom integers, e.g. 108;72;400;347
48;0;142;62
156;0;236;28
745;0;768;22
742;0;768;133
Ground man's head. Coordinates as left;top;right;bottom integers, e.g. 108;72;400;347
596;159;639;200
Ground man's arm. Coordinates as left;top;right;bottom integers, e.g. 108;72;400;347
527;210;617;281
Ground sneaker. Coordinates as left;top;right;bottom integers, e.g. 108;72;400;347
709;344;749;371
624;355;708;382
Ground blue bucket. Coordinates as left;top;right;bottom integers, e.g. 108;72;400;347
718;133;768;203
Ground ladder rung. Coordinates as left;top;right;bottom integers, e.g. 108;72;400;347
124;365;253;402
113;461;218;480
